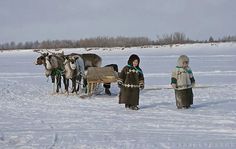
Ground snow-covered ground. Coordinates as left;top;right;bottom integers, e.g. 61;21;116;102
0;42;236;149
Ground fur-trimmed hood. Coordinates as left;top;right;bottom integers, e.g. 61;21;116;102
177;55;189;67
128;54;140;66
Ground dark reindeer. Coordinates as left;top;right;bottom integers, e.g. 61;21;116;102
63;53;102;94
35;50;67;93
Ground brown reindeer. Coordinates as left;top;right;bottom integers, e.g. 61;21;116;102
63;53;102;94
35;50;67;93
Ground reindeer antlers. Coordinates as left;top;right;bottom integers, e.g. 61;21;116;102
33;49;45;54
33;49;64;55
46;49;64;55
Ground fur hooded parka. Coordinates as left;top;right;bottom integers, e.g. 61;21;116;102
171;55;195;90
119;54;144;106
171;55;195;108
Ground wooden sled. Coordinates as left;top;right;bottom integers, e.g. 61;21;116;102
86;67;119;95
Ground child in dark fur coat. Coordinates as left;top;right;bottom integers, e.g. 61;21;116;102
118;54;144;110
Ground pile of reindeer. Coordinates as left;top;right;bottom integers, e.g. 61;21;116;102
35;50;118;95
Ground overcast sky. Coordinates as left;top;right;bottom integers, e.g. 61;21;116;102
0;0;235;43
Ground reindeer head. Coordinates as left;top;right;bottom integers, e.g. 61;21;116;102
35;52;51;77
63;54;82;79
35;49;64;65
35;53;49;65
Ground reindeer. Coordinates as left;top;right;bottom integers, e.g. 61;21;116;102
63;53;102;94
35;50;67;93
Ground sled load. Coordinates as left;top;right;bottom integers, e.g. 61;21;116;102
86;66;119;94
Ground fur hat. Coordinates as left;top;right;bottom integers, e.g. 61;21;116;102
128;54;140;66
177;55;189;67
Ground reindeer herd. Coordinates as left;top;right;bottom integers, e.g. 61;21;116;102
35;50;104;95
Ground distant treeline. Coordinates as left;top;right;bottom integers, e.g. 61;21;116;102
1;32;236;50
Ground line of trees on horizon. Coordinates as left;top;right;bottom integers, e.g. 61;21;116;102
1;32;236;50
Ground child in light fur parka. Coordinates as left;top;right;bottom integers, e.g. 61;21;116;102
171;55;195;109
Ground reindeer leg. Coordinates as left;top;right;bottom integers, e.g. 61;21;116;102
63;75;68;93
58;75;63;94
76;75;82;94
52;83;55;94
51;75;56;94
55;76;59;93
83;78;88;94
65;79;69;94
76;81;80;94
71;77;76;93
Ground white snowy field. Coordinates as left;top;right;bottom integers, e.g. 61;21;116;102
0;42;236;149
